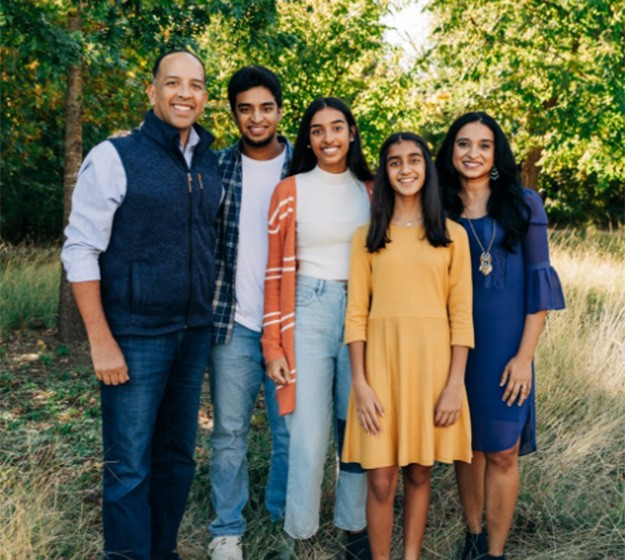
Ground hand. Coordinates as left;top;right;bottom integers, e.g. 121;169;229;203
266;357;291;386
435;384;462;427
90;335;129;385
500;354;532;406
353;379;384;435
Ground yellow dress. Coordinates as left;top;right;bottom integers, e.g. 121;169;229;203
342;221;474;468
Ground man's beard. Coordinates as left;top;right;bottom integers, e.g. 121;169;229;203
242;134;275;149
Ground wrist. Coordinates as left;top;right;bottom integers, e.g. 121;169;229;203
515;351;534;363
445;380;463;392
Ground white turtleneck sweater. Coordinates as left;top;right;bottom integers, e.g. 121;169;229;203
295;165;370;280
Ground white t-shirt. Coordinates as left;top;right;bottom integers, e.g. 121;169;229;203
234;149;287;332
296;165;370;280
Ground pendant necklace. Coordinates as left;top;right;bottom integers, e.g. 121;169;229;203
465;215;496;276
391;215;423;227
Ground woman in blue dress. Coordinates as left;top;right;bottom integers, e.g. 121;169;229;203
436;112;565;560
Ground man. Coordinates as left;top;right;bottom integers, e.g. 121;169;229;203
209;66;292;560
61;50;222;560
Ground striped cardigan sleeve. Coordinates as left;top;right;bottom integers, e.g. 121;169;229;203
261;176;298;415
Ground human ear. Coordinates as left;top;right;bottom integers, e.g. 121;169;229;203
146;84;156;106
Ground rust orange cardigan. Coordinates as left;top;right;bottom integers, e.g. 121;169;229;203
261;175;372;415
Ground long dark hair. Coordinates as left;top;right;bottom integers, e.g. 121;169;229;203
366;132;450;252
436;111;529;251
288;97;373;182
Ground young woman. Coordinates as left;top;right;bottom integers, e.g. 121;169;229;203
436;112;565;560
342;132;475;559
262;97;374;558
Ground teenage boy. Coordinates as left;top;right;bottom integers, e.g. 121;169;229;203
209;66;292;560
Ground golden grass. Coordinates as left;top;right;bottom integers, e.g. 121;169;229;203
1;230;623;558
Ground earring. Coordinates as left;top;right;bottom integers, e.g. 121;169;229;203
490;166;500;180
307;144;311;148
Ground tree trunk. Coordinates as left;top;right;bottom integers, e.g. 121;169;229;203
521;146;542;191
58;8;86;343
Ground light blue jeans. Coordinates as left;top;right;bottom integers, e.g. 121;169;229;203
209;322;289;536
284;275;367;539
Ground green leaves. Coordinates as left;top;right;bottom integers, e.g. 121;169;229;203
422;0;624;225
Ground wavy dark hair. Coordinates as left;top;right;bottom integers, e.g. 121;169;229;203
287;97;372;182
227;65;282;111
436;112;529;251
366;132;450;253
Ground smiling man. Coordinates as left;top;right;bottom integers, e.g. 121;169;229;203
61;50;222;560
209;66;292;560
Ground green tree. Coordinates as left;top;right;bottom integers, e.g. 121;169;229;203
2;0;237;340
421;0;625;225
2;0;415;340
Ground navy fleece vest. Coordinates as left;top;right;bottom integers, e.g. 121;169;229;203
100;110;221;336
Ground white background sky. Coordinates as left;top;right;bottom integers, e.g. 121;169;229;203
383;1;432;54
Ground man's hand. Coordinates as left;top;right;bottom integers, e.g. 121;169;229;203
90;334;129;385
70;280;129;385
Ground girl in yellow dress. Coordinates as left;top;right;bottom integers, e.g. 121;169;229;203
343;132;474;559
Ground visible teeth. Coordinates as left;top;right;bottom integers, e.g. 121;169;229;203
174;105;191;112
322;147;339;154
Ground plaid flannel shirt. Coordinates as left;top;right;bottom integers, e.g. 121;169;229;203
212;136;293;344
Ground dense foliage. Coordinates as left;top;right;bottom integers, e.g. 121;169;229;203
421;0;625;225
1;0;623;242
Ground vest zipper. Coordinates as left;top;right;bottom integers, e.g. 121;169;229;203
185;171;194;327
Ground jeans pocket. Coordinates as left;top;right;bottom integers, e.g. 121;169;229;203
295;285;317;307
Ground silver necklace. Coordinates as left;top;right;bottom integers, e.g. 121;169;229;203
465;216;496;276
391;217;423;227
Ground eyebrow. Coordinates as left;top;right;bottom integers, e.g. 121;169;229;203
237;101;276;108
389;152;423;159
388;153;423;162
310;119;346;128
162;75;205;84
455;137;493;143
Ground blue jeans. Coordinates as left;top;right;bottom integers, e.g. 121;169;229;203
100;328;211;560
209;322;289;536
284;275;367;539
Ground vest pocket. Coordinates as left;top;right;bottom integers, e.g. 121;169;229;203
131;260;187;316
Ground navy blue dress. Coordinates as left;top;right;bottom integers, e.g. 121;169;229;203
460;189;565;456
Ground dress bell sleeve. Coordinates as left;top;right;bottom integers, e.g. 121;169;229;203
522;189;566;314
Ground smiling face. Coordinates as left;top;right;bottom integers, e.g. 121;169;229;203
233;85;282;150
386;140;426;201
309;107;354;174
452;121;495;185
147;52;207;146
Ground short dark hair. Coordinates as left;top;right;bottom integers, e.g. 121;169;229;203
367;132;450;252
288;97;372;182
152;50;206;83
227;66;283;112
436;111;529;251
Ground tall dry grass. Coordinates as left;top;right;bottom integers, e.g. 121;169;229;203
0;243;60;333
1;230;623;559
